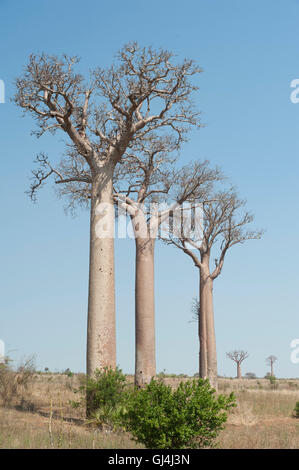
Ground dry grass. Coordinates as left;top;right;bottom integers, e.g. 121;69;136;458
0;373;142;449
0;374;299;449
217;379;299;449
0;407;141;449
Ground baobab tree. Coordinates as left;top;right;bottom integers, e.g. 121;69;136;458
162;188;262;390
114;135;220;386
266;355;277;377
14;43;202;376
226;350;249;379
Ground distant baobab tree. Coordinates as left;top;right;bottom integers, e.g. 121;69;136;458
266;355;277;377
14;43;202;377
226;350;249;379
114;134;220;387
162;187;262;390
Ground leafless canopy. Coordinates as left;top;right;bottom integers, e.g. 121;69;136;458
266;355;277;366
162;187;263;279
110;126;223;241
114;150;222;241
113;133;178;207
15;43;202;205
226;350;249;364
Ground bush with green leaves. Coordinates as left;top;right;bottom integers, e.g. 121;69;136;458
293;401;299;418
123;378;236;449
71;366;129;429
64;368;73;377
266;375;278;390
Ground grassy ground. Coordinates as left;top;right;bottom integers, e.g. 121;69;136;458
0;374;298;449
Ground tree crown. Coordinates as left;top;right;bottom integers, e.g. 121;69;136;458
161;184;263;279
15;43;202;191
226;350;249;364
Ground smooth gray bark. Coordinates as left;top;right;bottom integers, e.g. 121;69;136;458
199;258;218;391
134;237;156;387
87;167;116;376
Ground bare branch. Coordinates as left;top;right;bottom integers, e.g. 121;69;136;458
162;181;263;280
266;355;277;366
27;151;92;208
15;44;203;212
226;350;249;364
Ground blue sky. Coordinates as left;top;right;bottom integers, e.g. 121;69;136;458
1;0;299;378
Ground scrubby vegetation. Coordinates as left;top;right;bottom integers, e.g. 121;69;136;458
1;368;299;449
293;401;299;418
123;378;235;448
71;368;235;448
71;367;130;430
0;357;35;410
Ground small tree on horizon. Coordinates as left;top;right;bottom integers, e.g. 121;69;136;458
266;355;277;377
226;350;249;379
245;372;256;379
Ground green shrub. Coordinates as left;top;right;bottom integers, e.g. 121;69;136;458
123;378;236;449
71;367;129;429
267;375;278;390
293;401;299;418
86;367;127;409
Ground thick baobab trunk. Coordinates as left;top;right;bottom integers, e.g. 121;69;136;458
237;362;241;379
199;260;218;390
86;167;116;377
199;271;208;380
134;236;156;387
205;279;218;391
270;362;274;377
